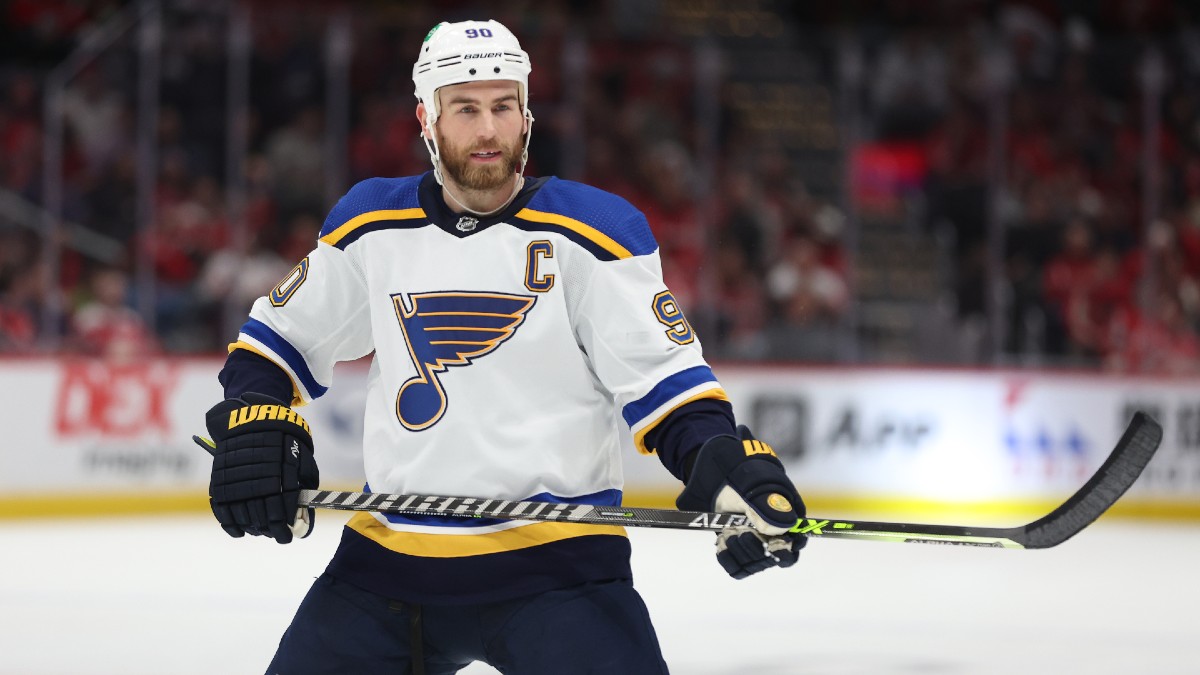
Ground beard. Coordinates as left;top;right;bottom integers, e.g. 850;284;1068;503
436;130;522;192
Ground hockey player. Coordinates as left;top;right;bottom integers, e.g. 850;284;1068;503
200;19;807;674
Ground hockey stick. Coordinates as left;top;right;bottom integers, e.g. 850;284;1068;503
298;411;1162;549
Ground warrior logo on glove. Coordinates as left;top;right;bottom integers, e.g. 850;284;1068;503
195;392;320;544
226;403;311;432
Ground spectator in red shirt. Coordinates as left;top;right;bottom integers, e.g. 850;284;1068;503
1042;217;1096;353
70;266;158;360
1106;291;1200;374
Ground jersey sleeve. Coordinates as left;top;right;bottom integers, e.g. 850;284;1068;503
228;183;384;406
562;210;728;454
229;241;372;405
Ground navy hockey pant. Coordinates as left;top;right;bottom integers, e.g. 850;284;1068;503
266;572;671;674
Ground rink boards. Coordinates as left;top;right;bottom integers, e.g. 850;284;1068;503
1;357;1197;520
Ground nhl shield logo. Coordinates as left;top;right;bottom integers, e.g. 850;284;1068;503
456;216;479;232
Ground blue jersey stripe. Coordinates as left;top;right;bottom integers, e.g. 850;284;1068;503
622;365;719;428
368;487;624;528
240;318;328;399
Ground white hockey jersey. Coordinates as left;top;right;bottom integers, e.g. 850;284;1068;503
230;172;727;602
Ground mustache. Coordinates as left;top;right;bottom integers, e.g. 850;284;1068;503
464;142;512;154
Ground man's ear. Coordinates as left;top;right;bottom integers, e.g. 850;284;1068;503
416;102;429;139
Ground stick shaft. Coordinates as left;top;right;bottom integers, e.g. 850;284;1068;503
298;412;1162;550
298;488;1029;546
299;489;751;531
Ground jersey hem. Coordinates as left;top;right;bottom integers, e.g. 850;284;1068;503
325;525;634;605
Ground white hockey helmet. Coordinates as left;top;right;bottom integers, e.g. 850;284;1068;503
413;20;532;126
412;20;535;186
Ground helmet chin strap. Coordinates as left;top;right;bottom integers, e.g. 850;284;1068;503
421;108;535;218
421;121;448;187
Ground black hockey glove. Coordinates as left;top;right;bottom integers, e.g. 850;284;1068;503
196;392;319;544
676;426;806;579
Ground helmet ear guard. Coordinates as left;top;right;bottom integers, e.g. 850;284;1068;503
413;20;535;185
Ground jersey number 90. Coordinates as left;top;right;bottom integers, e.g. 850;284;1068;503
652;290;694;345
270;258;309;307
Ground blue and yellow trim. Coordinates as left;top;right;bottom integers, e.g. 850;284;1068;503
623;366;728;454
632;388;730;454
347;512;626;557
227;340;306;407
234;318;328;401
319;208;428;249
520;177;658;258
512;208;634;261
623;365;722;423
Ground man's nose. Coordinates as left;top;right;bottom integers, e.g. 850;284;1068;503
476;111;498;139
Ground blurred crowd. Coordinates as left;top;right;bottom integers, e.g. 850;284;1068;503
895;1;1200;373
2;1;1199;373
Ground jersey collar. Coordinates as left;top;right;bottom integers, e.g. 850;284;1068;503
417;171;548;237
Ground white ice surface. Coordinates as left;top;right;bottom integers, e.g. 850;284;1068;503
1;514;1197;674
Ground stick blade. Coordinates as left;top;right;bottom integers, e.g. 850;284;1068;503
1017;411;1163;549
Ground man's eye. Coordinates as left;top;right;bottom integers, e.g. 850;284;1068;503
495;104;511;112
458;106;475;114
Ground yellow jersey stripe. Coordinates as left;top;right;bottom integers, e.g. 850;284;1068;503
227;340;306;408
348;512;627;557
633;387;730;455
515;208;633;260
319;208;426;247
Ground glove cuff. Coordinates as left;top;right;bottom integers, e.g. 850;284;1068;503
676;434;735;512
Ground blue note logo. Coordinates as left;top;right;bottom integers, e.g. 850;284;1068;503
392;291;536;431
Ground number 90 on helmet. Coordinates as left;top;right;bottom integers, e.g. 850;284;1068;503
412;20;533;128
